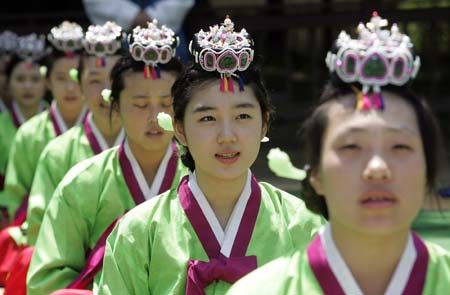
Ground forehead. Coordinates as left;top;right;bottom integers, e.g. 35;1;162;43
11;61;40;75
122;70;176;92
84;55;120;74
188;79;259;109
53;56;80;71
325;92;420;137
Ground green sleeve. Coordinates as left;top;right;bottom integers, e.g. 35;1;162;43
27;178;91;295
26;144;67;246
98;210;151;295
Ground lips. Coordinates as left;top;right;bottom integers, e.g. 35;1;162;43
359;190;397;209
215;151;240;164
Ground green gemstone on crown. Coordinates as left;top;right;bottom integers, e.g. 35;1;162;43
95;43;105;52
206;54;214;67
161;51;167;60
240;55;248;67
394;59;404;77
346;57;356;74
218;54;237;70
363;54;386;78
135;48;142;57
67;40;74;47
145;49;157;61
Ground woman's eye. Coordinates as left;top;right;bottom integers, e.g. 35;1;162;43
161;103;172;108
56;76;66;82
15;76;25;83
134;104;147;109
199;116;215;122
393;144;412;151
31;76;42;83
339;144;360;150
237;113;251;120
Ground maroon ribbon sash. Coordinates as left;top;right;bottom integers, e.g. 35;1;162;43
10;107;22;128
307;232;429;295
12;194;29;226
83;115;102;155
178;175;261;295
0;174;4;191
66;214;124;289
118;141;178;204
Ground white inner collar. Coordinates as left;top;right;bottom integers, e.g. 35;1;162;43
87;112;125;151
188;169;252;257
321;223;416;295
123;139;173;199
11;100;47;125
52;100;87;133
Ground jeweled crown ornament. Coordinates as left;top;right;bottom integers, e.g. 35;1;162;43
128;19;179;79
47;21;84;58
190;15;254;92
83;21;124;67
325;12;421;110
0;31;18;54
16;34;49;67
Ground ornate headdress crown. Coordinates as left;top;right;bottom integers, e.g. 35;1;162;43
47;21;84;57
325;12;421;110
83;21;124;67
0;31;18;54
189;15;254;92
128;19;179;79
16;33;49;65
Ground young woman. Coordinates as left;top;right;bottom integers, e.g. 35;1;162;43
26;20;188;294
0;30;18;113
0;21;86;286
0;34;48;194
0;21;86;227
98;17;324;295
227;13;450;295
0;22;127;295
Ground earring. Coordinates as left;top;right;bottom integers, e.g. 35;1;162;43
261;136;269;143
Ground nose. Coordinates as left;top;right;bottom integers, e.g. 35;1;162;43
217;119;237;144
362;154;392;181
147;103;159;124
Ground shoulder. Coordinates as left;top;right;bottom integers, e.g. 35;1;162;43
115;188;178;233
17;110;49;135
57;146;119;189
40;125;84;157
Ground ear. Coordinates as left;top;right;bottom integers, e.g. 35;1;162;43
309;169;324;196
174;120;187;146
261;112;269;139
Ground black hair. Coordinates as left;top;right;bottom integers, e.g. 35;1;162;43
109;54;184;114
299;77;445;219
171;60;274;171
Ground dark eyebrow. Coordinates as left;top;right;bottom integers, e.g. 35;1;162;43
234;102;256;109
193;105;216;113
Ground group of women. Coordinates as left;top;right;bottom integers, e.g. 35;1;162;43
0;11;448;295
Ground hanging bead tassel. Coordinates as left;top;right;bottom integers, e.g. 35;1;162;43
156;66;161;78
228;77;234;92
96;57;106;68
356;92;363;110
144;65;151;79
375;92;385;110
151;67;157;80
361;93;371;110
238;75;245;92
223;76;229;92
220;76;225;92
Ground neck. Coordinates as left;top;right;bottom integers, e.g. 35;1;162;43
331;223;409;295
91;113;122;146
57;102;83;128
128;139;168;186
18;102;41;120
195;170;248;229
